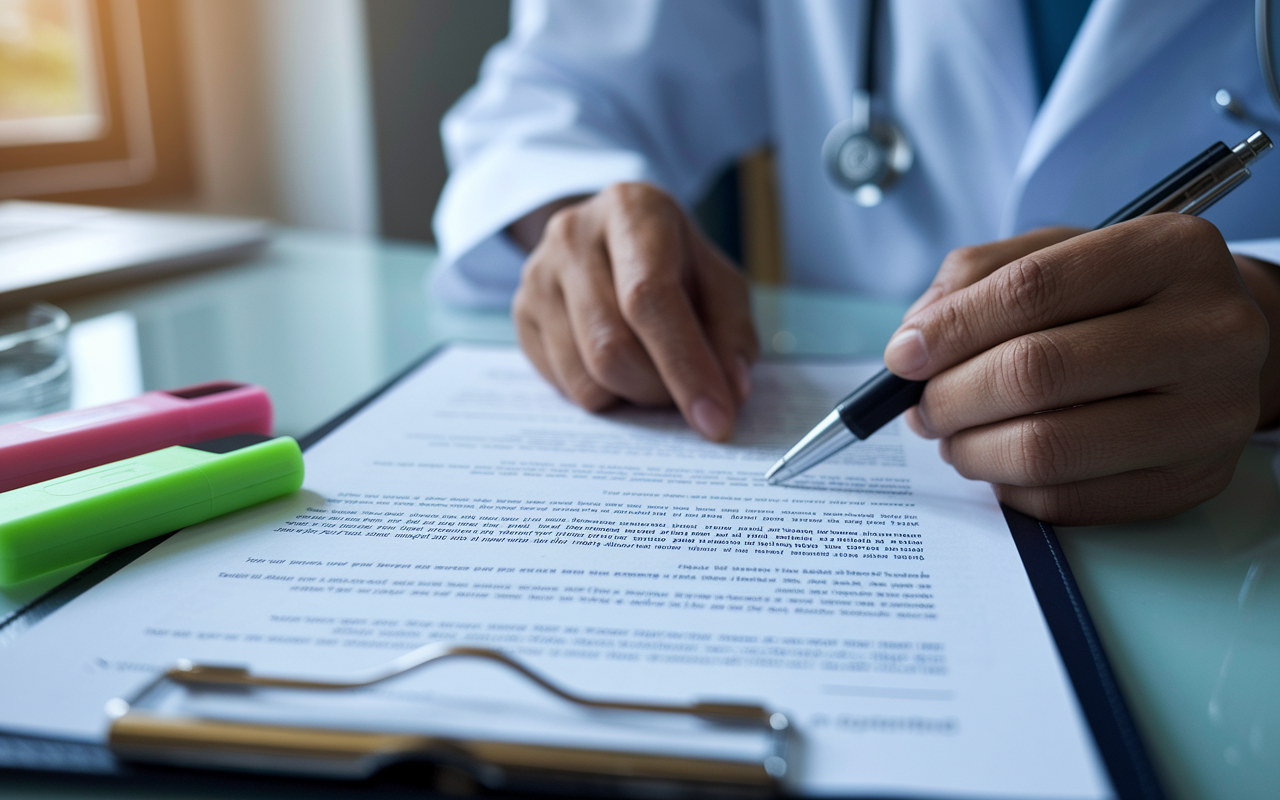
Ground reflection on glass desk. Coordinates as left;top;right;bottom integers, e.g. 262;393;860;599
0;229;1275;800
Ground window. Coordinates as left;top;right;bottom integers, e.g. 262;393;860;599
0;0;192;204
0;0;107;147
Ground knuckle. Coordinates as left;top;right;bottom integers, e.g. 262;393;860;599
1222;392;1262;439
1192;460;1237;503
997;333;1069;410
619;273;681;323
580;326;634;381
518;248;543;280
1009;415;1075;486
1152;215;1229;275
564;374;614;412
605;182;678;219
542;204;582;245
929;300;974;352
514;313;538;353
511;286;532;321
1203;296;1268;354
998;255;1057;322
940;245;986;281
517;259;558;304
1194;390;1257;449
1162;212;1221;246
1143;461;1234;518
1188;462;1235;503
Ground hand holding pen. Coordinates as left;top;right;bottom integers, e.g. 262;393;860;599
769;132;1277;525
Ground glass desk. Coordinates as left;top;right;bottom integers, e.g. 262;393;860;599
1;230;1275;799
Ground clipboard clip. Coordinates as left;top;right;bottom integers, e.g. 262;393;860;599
106;643;794;795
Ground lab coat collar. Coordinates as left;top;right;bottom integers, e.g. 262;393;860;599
1004;0;1219;234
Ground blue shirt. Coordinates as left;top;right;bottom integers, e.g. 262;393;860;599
1024;0;1094;99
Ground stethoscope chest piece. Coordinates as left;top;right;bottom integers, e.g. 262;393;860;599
822;115;913;206
822;0;913;207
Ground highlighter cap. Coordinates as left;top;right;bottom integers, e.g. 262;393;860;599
0;434;303;586
0;381;272;493
168;382;273;442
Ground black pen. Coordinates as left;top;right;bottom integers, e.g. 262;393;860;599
765;131;1274;485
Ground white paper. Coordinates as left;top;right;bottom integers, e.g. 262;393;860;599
0;344;1112;799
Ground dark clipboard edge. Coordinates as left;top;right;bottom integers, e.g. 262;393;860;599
1002;506;1165;800
296;342;452;452
1;344;1163;800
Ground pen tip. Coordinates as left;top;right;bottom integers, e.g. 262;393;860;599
765;460;788;485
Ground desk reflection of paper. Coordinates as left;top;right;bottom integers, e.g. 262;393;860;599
0;344;1112;799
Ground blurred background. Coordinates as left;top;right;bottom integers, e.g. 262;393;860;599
0;0;784;442
0;0;509;241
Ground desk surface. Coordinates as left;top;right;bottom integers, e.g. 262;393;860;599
1;230;1275;800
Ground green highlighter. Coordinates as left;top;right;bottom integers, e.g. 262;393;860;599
0;434;304;586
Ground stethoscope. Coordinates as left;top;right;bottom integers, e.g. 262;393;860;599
821;0;911;207
1217;0;1280;127
824;0;1280;206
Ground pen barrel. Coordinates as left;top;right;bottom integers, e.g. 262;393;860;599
1097;142;1232;227
836;369;925;440
1097;133;1271;228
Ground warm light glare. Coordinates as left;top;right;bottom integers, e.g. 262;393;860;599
0;0;105;146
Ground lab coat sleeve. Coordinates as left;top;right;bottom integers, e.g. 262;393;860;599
431;0;769;307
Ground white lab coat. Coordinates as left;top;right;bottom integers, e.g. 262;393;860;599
432;0;1280;308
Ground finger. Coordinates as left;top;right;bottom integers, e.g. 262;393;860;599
941;392;1253;488
885;215;1226;380
522;284;619;412
912;302;1220;437
514;296;556;389
558;235;671;406
604;191;738;441
994;454;1241;525
689;229;759;404
903;226;1084;320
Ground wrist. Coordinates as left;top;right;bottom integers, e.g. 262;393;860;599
1236;253;1280;429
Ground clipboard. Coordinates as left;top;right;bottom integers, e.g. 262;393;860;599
0;346;1167;799
105;643;791;796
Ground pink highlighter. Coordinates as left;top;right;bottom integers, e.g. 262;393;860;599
0;382;273;493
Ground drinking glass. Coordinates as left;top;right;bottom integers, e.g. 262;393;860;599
0;303;72;425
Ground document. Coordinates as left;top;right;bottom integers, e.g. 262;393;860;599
0;344;1112;799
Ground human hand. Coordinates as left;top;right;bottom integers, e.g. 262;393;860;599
884;215;1270;524
512;183;758;441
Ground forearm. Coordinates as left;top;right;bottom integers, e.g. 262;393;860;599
1237;254;1280;429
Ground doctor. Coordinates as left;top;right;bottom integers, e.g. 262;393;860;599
432;0;1280;524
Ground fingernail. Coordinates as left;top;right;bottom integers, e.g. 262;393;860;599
903;287;942;321
691;397;732;441
734;355;752;401
885;329;928;374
